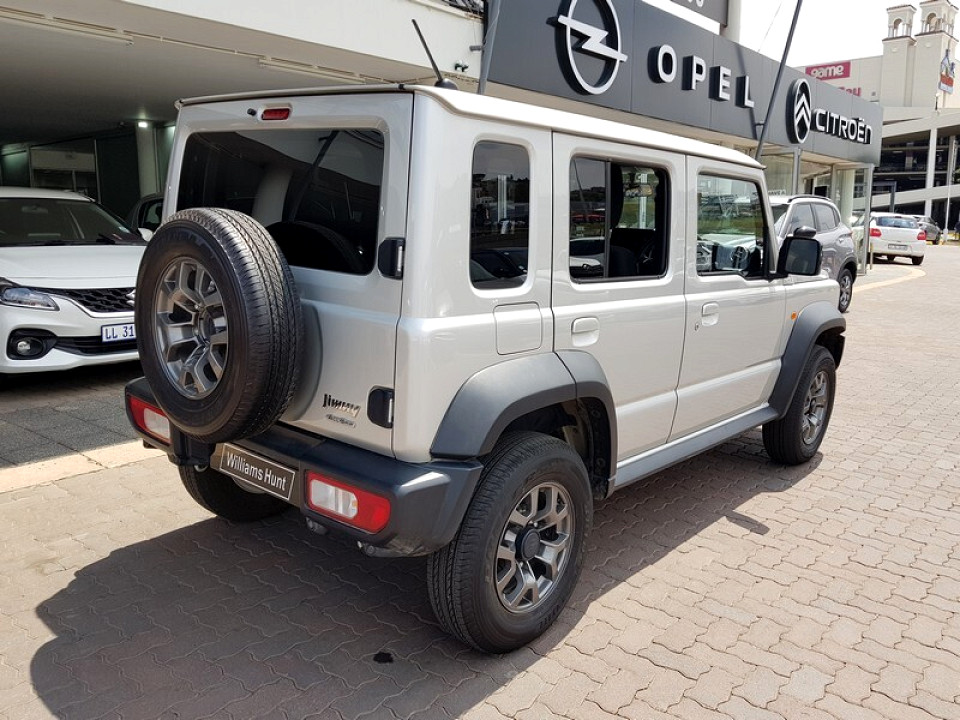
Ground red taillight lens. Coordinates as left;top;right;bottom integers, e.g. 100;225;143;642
306;472;391;533
869;227;882;237
261;107;291;121
128;396;171;443
918;230;927;241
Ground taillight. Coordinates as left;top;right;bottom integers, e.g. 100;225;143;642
261;107;291;121
306;472;391;533
128;396;171;443
869;227;882;237
918;230;927;241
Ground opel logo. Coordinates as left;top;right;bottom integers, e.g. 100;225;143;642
556;0;628;95
788;78;812;144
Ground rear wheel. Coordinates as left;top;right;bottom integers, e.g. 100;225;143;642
763;346;836;465
180;465;289;521
837;268;854;313
427;432;592;653
912;255;924;266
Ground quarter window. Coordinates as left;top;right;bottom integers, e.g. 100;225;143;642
568;158;668;281
812;203;839;231
470;142;530;288
696;175;767;277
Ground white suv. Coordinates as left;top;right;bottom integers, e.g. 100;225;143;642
126;85;845;652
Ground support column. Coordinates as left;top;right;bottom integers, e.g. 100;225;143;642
925;126;938;217
720;0;742;43
135;122;159;196
946;134;956;232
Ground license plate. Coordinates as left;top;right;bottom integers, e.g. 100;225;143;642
888;244;907;250
101;323;136;343
218;444;296;502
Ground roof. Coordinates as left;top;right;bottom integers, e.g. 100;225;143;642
444;0;483;14
179;83;761;170
0;187;92;201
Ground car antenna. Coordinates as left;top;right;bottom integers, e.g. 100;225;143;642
411;19;458;90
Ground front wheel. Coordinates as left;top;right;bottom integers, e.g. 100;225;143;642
763;346;836;465
427;432;592;653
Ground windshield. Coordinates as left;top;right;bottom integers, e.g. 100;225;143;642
0;198;143;247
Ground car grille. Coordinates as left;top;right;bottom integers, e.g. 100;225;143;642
34;287;135;314
56;337;138;356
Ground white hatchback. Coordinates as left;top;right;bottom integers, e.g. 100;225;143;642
856;212;926;265
0;187;146;374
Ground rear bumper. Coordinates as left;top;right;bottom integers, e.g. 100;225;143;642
125;377;482;556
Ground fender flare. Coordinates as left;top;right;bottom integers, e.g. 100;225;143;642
430;351;616;463
769;301;845;417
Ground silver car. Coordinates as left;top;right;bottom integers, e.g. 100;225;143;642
771;195;858;313
912;215;941;244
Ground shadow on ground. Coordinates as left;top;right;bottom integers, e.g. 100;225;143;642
30;430;819;720
0;361;142;466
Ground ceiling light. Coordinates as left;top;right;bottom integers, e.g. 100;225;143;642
137;121;150;129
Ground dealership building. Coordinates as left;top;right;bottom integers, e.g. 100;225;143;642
802;0;960;228
1;0;880;244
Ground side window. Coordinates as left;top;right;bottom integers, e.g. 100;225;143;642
470;142;530;288
812;203;838;232
788;203;817;235
696;175;767;277
569;157;668;281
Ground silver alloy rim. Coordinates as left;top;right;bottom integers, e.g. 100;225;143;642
495;481;573;614
154;259;228;399
801;369;829;445
839;274;852;309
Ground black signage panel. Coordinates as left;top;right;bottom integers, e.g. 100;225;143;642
487;0;881;164
668;0;728;25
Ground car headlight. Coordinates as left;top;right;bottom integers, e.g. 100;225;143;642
0;279;59;311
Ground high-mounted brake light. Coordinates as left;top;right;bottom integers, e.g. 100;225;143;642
306;472;391;533
261;107;291;121
128;396;171;444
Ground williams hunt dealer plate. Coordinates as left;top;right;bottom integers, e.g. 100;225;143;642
218;444;296;502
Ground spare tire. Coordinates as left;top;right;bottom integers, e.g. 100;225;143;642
135;208;303;443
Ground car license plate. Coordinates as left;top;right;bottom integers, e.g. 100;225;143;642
218;444;296;502
888;244;907;250
101;323;136;343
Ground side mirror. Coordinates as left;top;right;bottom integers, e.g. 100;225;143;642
775;235;822;277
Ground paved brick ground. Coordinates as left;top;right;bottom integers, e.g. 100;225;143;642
1;249;958;719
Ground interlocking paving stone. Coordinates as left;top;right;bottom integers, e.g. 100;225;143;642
2;253;960;719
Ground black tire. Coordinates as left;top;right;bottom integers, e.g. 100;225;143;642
912;255;924;266
427;432;592;653
763;346;836;465
837;268;854;313
180;465;289;521
135;208;303;443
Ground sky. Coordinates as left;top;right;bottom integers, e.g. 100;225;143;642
644;0;893;67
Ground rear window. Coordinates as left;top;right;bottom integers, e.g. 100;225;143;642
178;129;384;274
876;216;918;229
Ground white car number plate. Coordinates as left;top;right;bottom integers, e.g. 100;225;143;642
218;444;296;501
888;243;908;250
101;323;136;343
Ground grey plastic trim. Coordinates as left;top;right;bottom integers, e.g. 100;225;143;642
768;301;845;417
613;406;779;490
430;351;616;461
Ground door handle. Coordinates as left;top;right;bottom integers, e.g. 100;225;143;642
571;317;600;347
700;302;720;327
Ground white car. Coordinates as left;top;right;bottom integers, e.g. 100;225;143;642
0;187;146;374
854;212;926;265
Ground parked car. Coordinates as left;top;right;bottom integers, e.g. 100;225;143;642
126;192;163;236
0;187;145;374
912;215;941;244
854;212;926;265
770;195;858;312
125;84;842;653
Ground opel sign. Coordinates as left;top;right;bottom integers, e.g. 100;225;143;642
556;0;628;95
